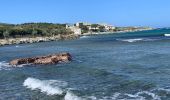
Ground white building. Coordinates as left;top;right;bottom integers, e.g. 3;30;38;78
75;22;91;27
88;26;99;30
105;25;115;31
67;26;82;35
98;23;115;31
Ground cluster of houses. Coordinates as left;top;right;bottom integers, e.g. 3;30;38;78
65;22;153;35
66;22;116;35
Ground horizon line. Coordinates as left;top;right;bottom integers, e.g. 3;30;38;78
0;21;159;28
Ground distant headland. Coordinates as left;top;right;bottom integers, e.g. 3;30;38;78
0;22;153;46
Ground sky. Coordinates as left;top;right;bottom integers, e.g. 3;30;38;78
0;0;170;27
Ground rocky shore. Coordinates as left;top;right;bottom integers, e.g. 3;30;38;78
0;34;79;46
10;53;72;66
82;28;154;36
0;28;154;46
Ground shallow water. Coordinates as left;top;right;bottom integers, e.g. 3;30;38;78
1;29;170;100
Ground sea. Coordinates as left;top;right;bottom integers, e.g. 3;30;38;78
0;28;170;100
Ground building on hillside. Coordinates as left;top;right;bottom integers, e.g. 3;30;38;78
104;25;115;31
70;26;82;35
75;22;92;27
88;26;99;30
98;23;115;31
66;24;82;35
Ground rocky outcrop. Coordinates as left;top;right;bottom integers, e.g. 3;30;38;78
9;53;72;66
0;34;79;46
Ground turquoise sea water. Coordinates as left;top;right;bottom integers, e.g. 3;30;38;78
1;29;170;100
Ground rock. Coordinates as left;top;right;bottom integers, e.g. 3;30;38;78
0;34;80;47
9;53;72;66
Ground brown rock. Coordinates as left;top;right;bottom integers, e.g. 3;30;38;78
9;53;72;66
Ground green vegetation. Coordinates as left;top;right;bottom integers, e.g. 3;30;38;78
0;23;73;39
113;27;152;32
79;25;89;33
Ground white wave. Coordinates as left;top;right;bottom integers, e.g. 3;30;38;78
0;61;28;69
24;77;170;100
154;87;170;95
23;77;84;100
86;90;162;100
117;38;160;43
0;61;12;70
157;88;170;92
96;93;121;100
23;77;67;95
80;36;89;39
15;45;19;48
0;61;10;67
86;96;97;100
111;92;121;100
12;64;29;68
96;91;161;100
65;91;83;100
125;91;161;100
164;34;170;37
118;38;144;43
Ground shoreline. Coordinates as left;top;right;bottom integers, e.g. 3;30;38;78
0;34;79;46
0;29;154;47
82;28;155;36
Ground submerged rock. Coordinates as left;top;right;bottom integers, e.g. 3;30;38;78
9;53;72;66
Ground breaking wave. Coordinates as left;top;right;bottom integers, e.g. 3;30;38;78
23;77;66;95
88;88;170;100
65;91;83;100
80;36;90;39
117;38;160;43
0;61;12;70
23;77;170;100
117;38;144;43
23;77;83;100
164;34;170;37
0;61;28;69
85;87;170;100
124;91;161;100
15;45;21;48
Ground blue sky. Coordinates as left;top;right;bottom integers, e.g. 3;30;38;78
0;0;170;27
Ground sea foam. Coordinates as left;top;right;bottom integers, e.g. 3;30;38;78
117;38;159;43
80;36;90;39
118;38;144;43
0;61;29;69
86;90;163;100
164;34;170;37
23;77;66;95
24;77;170;100
124;91;161;100
23;77;83;100
65;91;83;100
0;61;12;70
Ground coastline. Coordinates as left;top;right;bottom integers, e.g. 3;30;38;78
0;28;154;47
0;34;79;46
82;28;154;36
